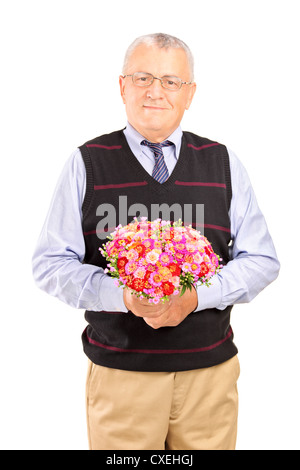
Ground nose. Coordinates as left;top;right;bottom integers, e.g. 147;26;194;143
146;77;165;99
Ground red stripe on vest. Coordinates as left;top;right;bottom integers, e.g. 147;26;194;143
86;144;122;150
94;181;148;190
175;180;226;189
85;327;233;354
187;142;220;151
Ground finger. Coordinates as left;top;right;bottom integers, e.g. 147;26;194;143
143;317;163;329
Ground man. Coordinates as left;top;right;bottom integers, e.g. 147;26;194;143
32;33;280;450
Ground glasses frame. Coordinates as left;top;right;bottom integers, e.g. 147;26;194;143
123;72;193;91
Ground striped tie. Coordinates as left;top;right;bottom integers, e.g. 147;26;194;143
141;140;174;183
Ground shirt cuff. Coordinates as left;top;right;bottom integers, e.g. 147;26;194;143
98;275;128;312
194;275;223;311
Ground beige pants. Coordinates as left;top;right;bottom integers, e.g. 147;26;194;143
86;355;240;450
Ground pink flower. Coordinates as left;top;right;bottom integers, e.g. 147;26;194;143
174;241;187;254
125;261;138;275
186;242;197;253
190;263;200;274
210;253;219;267
146;250;160;265
126;249;139;261
193;252;202;263
134;266;146;279
142;239;154;250
149;271;163;287
149;297;161;304
159;253;172;266
181;262;191;272
170;276;180;287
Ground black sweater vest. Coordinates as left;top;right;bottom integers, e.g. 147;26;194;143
79;129;238;372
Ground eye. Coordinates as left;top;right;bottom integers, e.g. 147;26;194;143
133;73;153;86
162;76;181;90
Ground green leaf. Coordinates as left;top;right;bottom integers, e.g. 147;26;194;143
180;285;186;296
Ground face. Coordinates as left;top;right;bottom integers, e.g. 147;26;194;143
119;44;196;142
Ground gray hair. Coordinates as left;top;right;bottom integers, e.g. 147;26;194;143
122;33;194;81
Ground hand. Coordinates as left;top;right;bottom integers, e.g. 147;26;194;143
143;287;198;329
123;286;198;329
123;288;171;319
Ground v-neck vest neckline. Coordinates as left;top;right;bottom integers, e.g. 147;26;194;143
118;130;188;192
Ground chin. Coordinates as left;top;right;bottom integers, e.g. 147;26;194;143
143;117;167;131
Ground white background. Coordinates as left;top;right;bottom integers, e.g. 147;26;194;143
1;0;299;450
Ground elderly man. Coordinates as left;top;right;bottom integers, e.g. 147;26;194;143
32;33;280;450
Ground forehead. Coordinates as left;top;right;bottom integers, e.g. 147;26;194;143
126;44;190;78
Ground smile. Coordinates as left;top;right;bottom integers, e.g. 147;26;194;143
143;105;168;111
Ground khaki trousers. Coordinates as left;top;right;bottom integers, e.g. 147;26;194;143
86;355;240;450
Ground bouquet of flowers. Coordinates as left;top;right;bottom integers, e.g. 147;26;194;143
100;218;222;304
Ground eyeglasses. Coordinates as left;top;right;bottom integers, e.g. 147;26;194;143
123;72;193;91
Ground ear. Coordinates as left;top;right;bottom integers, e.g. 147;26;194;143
185;82;197;110
119;75;126;104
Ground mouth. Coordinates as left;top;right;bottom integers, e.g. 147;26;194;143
143;105;168;111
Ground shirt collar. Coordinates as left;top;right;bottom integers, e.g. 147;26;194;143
123;122;182;159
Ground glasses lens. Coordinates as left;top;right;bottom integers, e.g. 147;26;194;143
132;72;153;87
161;76;181;91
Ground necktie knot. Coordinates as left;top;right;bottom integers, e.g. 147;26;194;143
141;140;174;183
141;140;174;151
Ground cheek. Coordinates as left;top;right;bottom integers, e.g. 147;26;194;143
171;97;187;116
125;91;144;112
180;91;194;113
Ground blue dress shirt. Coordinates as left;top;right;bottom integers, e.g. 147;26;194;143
32;123;280;313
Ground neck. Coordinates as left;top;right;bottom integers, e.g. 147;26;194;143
130;123;175;143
